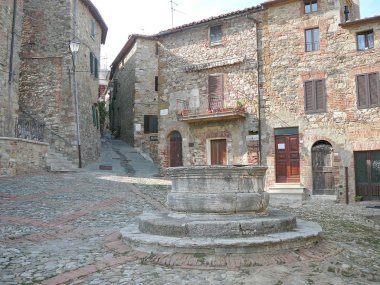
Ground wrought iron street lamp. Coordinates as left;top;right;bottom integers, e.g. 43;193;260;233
70;37;82;168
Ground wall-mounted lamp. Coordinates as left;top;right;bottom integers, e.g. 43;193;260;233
69;37;81;53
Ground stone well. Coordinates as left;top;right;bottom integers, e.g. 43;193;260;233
121;166;322;255
167;165;269;213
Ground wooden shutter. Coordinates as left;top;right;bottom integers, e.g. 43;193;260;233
304;80;314;112
92;105;96;126
315;79;325;111
90;52;94;74
356;74;367;107
208;74;223;109
95;57;98;78
368;72;379;106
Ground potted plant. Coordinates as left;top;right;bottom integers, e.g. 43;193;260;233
235;99;246;112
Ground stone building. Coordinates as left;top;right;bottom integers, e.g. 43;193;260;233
0;0;24;134
18;0;107;168
156;7;262;169
261;0;379;201
152;0;379;201
109;35;159;162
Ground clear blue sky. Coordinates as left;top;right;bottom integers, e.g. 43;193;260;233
91;0;380;68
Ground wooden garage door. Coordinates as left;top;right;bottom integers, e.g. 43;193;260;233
355;151;380;200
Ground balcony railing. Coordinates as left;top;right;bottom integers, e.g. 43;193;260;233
178;106;247;123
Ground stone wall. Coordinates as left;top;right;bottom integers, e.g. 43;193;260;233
18;0;101;166
0;0;23;133
157;10;262;168
111;37;159;163
0;137;48;176
134;38;159;162
262;0;380;200
75;0;102;163
112;43;137;143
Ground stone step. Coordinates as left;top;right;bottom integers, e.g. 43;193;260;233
267;184;310;201
47;148;77;172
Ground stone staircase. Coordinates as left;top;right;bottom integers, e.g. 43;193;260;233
267;183;310;201
46;148;77;172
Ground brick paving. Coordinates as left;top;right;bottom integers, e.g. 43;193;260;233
0;139;379;285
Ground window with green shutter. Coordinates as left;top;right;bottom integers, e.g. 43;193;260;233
94;57;98;78
92;105;96;126
90;52;94;74
91;20;96;39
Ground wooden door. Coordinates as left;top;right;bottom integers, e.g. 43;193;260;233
169;131;183;167
211;139;227;165
275;135;300;183
355;151;380;200
312;142;334;195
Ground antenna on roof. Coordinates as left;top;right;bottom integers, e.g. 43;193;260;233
170;0;185;28
170;0;177;28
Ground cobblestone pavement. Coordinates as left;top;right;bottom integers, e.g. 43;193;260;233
1;139;379;285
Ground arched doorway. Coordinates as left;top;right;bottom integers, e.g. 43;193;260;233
312;140;334;195
169;131;183;167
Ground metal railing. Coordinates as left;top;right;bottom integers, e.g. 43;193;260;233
0;116;45;142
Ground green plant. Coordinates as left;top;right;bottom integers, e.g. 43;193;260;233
193;252;206;263
355;195;363;202
98;101;108;128
236;99;245;108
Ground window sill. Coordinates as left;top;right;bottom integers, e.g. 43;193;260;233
305;110;326;114
357;105;379;110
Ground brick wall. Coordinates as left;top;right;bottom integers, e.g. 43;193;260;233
262;0;380;200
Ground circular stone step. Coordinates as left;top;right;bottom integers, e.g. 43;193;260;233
120;219;322;255
138;210;296;238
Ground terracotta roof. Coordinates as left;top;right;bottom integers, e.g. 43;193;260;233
262;0;297;8
339;15;380;27
157;5;262;36
110;34;157;77
80;0;108;44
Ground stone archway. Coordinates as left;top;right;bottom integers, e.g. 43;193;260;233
169;131;183;167
312;140;334;195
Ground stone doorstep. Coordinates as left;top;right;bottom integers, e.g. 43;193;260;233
267;184;309;201
120;219;322;255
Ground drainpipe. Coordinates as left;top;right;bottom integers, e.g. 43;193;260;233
7;0;17;136
247;15;262;165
